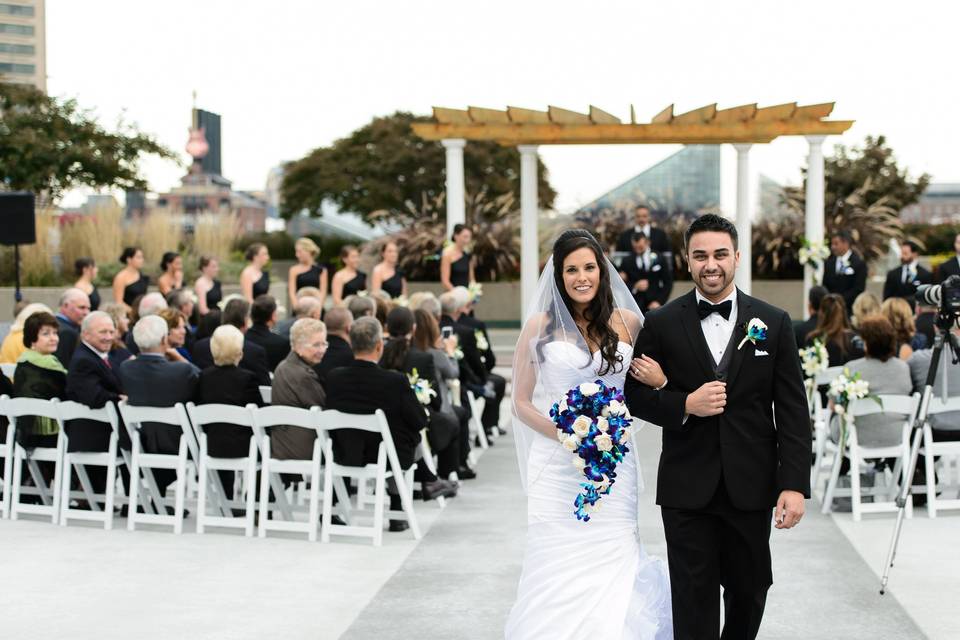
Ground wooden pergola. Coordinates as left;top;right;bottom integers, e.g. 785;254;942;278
412;103;854;316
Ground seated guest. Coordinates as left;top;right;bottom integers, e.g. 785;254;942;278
794;286;827;349
325;317;457;530
619;231;672;312
270;318;328;461
851;291;880;331
54;288;91;367
117;316;199;500
908;318;960;439
192;299;270;386
196;325;264;499
65;311;130;497
165;288;197;351
2;303;53;364
883;240;932;307
382;307;461;481
124;292;168;355
834;315;912;449
346;295;376;320
195;309;221;342
314;307;353;386
881;296;926;360
371;291;393;328
158;308;192;363
413;308;475;479
807;294;864;367
246;295;291;371
274;288;322;340
13;312;67;451
823;230;867;313
101;303;134;369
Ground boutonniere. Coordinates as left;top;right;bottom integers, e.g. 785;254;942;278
648;252;658;261
737;318;768;351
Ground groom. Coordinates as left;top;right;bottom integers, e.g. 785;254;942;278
624;214;810;640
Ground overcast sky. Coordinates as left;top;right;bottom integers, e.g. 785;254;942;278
47;0;958;212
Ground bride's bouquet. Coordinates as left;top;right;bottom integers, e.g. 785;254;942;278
549;380;634;522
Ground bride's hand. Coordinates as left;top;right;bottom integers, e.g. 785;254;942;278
629;355;666;388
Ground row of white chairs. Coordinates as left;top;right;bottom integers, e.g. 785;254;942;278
0;395;422;546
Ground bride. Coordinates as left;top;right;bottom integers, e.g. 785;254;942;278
506;229;672;639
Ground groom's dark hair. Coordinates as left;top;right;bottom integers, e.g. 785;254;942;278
684;214;738;251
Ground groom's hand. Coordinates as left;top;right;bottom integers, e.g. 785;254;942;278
684;381;726;417
774;490;805;529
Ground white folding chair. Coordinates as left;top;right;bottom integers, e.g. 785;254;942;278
320;409;421;546
1;396;65;523
252;405;331;541
466;390;489;450
118;401;194;534
919;396;960;517
0;394;15;519
185;402;258;536
415;429;446;508
1;363;16;380
811;366;844;491
57;401;123;529
822;393;919;521
259;386;272;404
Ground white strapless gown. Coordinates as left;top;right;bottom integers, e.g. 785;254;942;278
505;341;673;639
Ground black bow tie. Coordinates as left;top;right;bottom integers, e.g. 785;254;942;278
697;299;732;320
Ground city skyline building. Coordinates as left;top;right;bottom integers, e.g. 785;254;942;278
0;0;45;91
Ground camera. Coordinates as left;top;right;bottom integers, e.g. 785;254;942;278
916;275;960;328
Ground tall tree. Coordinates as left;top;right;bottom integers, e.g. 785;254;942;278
823;135;930;214
0;82;175;201
280;111;556;223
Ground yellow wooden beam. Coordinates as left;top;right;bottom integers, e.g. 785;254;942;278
506;106;551;124
651;104;674;124
754;102;797;122
433;107;472;124
715;103;758;124
589;105;621;125
548;106;592;125
672;103;717;125
467;106;510;124
792;102;835;120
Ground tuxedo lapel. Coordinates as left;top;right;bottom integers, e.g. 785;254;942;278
678;290;717;380
723;290;752;390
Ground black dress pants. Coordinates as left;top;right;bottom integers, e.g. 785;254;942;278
660;480;773;640
480;372;506;431
426;409;460;478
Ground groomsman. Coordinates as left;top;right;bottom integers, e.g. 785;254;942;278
616;204;671;255
937;232;960;283
619;231;673;311
883;240;932;306
822;230;867;311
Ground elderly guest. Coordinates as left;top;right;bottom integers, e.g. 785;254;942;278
13;312;67;452
157;308;191;363
101;303;133;368
54;288;91;367
269;318;328;461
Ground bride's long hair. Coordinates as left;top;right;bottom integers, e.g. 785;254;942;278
551;229;622;375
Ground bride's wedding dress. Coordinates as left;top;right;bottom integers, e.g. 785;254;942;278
505;340;673;639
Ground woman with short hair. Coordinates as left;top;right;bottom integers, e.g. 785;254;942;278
13;312;67;450
270;319;328;461
288;237;328;309
157;308;191;363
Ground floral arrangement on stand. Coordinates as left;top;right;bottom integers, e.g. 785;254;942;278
798;237;831;285
799;339;830;400
828;369;879;449
549;380;634;522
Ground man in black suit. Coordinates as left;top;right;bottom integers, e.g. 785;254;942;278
619;231;673;312
117;315;199;497
883;240;932;307
325;317;457;529
192;298;271;386
793;285;827;348
615;204;671;255
54;288;90;367
314;307;353;386
246;294;291;371
822;230;867;312
624;214;810;640
937;232;960;283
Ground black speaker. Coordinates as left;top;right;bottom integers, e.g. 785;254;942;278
0;192;36;246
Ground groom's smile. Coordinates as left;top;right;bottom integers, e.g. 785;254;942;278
687;230;740;302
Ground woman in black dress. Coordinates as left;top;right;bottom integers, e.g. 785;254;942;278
73;257;100;311
440;223;475;291
331;244;366;305
240;242;271;302
194;255;222;316
288;237;328;309
112;247;149;309
371;240;407;299
157;251;184;296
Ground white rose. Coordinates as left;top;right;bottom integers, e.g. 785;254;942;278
607;400;625;416
572;457;586;471
601;406;610;417
562;435;580;452
595;434;614;452
572;415;592;437
556;429;567;442
579;382;600;396
597;416;609;433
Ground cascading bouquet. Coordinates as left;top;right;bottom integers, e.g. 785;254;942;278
549;380;633;522
798;237;831;284
407;368;437;410
799;339;829;399
828;369;879;449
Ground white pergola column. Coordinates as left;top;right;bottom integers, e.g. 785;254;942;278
733;144;752;295
442;138;466;238
519;145;539;318
804;135;827;319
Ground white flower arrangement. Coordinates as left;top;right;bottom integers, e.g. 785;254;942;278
798;237;830;268
407;368;437;407
799;339;829;378
468;282;483;303
475;330;489;351
828;368;880;449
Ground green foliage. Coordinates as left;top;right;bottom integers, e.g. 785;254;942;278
903;223;960;254
0;82;177;201
280;112;556;224
823;135;929;214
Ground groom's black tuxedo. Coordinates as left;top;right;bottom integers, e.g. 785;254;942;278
624;288;810;640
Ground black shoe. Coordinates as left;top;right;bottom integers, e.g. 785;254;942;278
421;479;458;501
457;466;477;480
389;520;409;532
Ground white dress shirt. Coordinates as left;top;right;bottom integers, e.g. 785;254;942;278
633;223;652;239
835;250;852;274
81;340;111;364
636;249;651;271
902;260;918;283
695;288;738;366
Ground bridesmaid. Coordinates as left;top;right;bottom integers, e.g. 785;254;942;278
287;237;328;308
73;257;101;311
371;240;406;299
240;242;271;302
440;224;475;291
112;246;149;309
157;251;184;296
194;255;222;316
331;244;366;305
